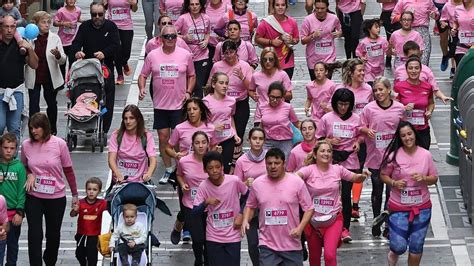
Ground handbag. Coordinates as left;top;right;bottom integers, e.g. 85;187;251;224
97;232;112;257
310;214;337;228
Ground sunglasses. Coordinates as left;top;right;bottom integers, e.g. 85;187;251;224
263;57;275;62
162;34;178;40
161;21;172;26
91;12;104;17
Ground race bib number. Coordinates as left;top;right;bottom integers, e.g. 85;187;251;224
333;122;354;138
354;102;367;115
216;123;232;138
159;64;179;78
313;196;335;214
111;7;129;21
212;210;234;228
401;187;422;204
63;25;76;35
188;27;206;44
375;131;394;149
34;175;56;194
169;9;180;21
264;208;288;225
118;159;139;177
227;90;240;98
190;187;198;200
315;39;332;55
406;109;425;126
459;31;474;44
366;43;383;57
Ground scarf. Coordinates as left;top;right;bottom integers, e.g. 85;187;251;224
247;149;266;163
301;141;315;153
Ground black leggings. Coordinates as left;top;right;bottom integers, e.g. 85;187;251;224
25;195;66;266
283;67;294;80
220;137;236;174
416;127;431;150
29;82;58;134
369;168;391;219
380;10;401;42
60;45;76;79
247;215;259;266
193;59;211;98
233;98;250;140
115;29;134;76
342;169;361;229
337;9;363;59
183;206;207;266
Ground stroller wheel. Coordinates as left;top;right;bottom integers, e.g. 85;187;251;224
72;135;78;148
67;134;73;152
99;132;104;153
91;141;96;153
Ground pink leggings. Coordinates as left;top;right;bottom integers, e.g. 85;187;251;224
304;213;343;266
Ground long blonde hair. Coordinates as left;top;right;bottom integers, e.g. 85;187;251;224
341;58;364;86
304;140;333;166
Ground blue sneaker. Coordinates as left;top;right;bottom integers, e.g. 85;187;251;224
182;230;191;243
159;171;172;184
440;56;448;71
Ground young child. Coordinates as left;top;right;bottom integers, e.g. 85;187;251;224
53;0;81;78
356;18;389;87
70;177;107;266
109;203;147;266
192;151;248;266
0;133;24;265
0;0;26;53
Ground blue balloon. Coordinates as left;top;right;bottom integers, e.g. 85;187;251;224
16;27;25;38
24;24;39;40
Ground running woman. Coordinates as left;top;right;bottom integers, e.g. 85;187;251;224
336;0;364;59
378;0;400;69
214;0;258;42
304;62;337;124
439;0;462;78
203;72;241;174
287;119;317;173
380;121;438;266
451;0;474;65
359;77;405;237
300;0;342;80
159;0;183;23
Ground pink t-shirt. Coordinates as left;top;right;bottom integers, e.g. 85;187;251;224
54;6;81;46
300;13;341;69
206;3;231;46
193;175;248;243
389;29;424;69
107;0;133;30
286;143;310;172
440;1;458;27
141;47;195;110
255;101;298;141
250;70;293;108
382;0;397;11
177;154;208;208
108;131;156;183
0;196;7;225
316;112;362;170
356;37;389;82
160;0;183;22
203;94;237;143
454;5;474;54
298;164;353;217
169;121;217;152
360;101;405;169
209;60;253;101
392;0;438;27
175;13;211;61
306;79;337;124
233;152;267;182
246;173;313;252
21;136;74;199
213;40;258;66
214;10;258;42
381;147;437;208
394;80;433;131
336;83;374;115
145;37;192;54
256;16;299;69
394;64;439;91
338;0;362;13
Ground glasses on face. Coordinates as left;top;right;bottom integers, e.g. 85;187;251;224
269;95;282;101
263;57;275;63
161;21;172;26
91;12;104;17
162;34;178;40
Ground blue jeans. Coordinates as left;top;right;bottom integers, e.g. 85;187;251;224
6;222;21;266
0;91;24;141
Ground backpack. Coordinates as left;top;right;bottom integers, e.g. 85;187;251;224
228;10;255;34
116;131;149;163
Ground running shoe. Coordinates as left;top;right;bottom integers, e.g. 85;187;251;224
115;75;125;85
182;230;191;242
372;225;382;237
341;228;352;243
159;171;172;184
170;220;184;245
372;210;390;229
123;64;132;76
440;56;449;72
351;208;360;219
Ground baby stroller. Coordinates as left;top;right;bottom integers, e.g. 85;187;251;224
109;182;157;266
65;58;106;152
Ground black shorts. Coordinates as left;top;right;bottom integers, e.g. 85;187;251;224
153;109;182;130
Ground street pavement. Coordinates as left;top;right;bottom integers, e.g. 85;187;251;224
13;0;474;265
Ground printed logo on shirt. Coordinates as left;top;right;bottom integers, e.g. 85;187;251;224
264;208;288;225
111;7;130;21
375;131;395;149
313;196;335;214
354;102;368;115
212;210;234;228
405;109;425;126
332;122;354;138
401;187;422;204
34;175;56;194
459;31;474;44
188;26;206;44
83;214;98;220
314;39;332;55
159;64;179;78
366;43;383;57
118;159;140;177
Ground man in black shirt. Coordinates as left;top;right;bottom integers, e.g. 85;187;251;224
0;15;38;140
70;2;120;134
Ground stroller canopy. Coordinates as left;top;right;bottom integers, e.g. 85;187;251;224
110;182;157;223
68;58;105;87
